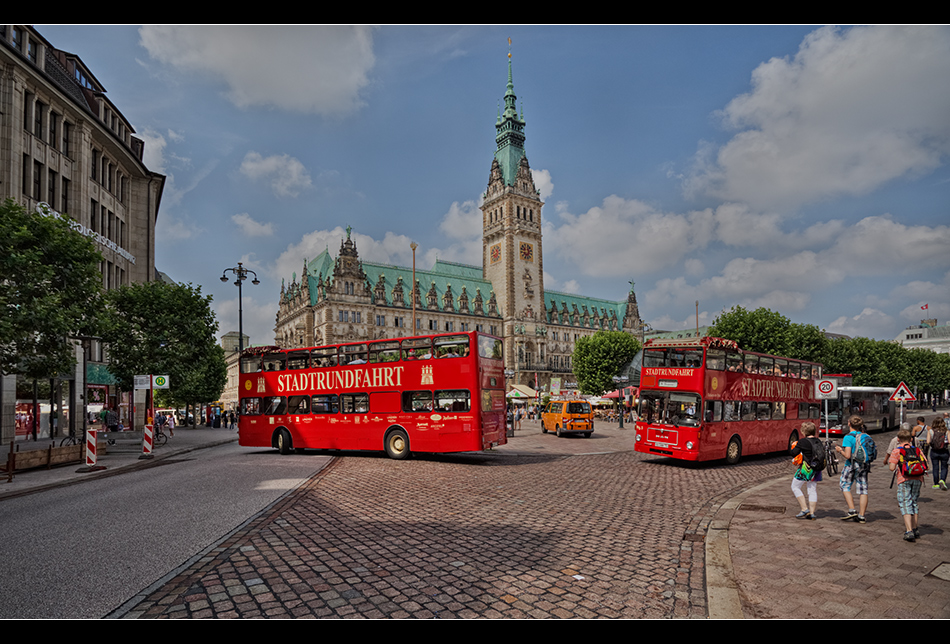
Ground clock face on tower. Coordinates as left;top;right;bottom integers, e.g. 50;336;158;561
490;244;501;264
519;242;533;262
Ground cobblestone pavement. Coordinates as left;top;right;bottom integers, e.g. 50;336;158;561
111;422;795;619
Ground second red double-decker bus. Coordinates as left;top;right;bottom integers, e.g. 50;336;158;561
634;337;822;464
238;331;507;459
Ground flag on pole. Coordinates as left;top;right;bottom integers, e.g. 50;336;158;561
921;304;929;310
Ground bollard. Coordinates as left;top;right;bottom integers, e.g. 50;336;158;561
139;424;154;459
77;428;106;472
85;428;97;467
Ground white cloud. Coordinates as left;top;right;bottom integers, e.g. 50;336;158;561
827;308;896;339
273;228;417;283
543;195;715;277
214;295;277;347
684;25;950;211
231;213;274;237
156;213;202;241
532;168;554;201
240;152;312;198
438;200;482;240
139;25;376;115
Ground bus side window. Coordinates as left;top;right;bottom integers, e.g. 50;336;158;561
311;347;338;368
341;393;369;414
264;397;287;415
312;395;339;414
288;395;310;414
435;390;471;412
706;349;725;371
704;400;722;423
263;354;286;372
402;391;433;412
241;397;261;415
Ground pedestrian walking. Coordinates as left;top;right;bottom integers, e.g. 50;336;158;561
835;416;875;523
927;416;949;490
790;421;824;520
888;426;927;542
913;416;931;460
166;412;175;437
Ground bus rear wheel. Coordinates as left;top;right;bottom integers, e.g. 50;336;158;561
726;436;742;465
276;428;292;455
385;429;411;460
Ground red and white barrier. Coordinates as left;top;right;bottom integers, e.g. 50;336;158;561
85;428;98;467
140;424;154;459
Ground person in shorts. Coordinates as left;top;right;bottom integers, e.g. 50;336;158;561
835;416;870;523
888;426;925;541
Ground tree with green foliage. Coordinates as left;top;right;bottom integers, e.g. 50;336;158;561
101;281;225;414
0;199;103;379
572;331;641;396
707;306;792;357
708;305;828;363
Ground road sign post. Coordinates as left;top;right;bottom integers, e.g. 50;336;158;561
889;381;916;426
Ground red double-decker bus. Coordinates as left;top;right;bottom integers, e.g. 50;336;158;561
634;337;822;464
238;331;507;459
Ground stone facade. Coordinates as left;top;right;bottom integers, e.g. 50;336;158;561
274;55;643;391
1;26;165;438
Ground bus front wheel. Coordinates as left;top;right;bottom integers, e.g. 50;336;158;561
788;430;799;454
726;436;742;465
276;428;292;455
385;429;411;460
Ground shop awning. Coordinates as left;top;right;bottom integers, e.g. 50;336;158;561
506;384;538;399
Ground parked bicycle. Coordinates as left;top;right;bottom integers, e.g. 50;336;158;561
823;438;839;475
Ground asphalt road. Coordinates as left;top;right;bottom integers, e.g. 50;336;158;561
0;442;328;619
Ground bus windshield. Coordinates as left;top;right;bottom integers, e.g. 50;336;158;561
638;391;701;427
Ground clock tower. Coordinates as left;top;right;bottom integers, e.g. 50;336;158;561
481;51;545;378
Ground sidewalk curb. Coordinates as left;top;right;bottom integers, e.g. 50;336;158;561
0;436;239;502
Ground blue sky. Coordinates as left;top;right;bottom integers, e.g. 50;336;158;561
37;25;950;345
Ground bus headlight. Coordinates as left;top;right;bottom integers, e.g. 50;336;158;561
635;433;641;442
686;441;694;450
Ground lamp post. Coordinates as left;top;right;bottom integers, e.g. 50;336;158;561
410;242;417;336
613;374;629;429
220;262;260;355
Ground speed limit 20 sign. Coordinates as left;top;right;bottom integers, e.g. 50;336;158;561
816;378;838;399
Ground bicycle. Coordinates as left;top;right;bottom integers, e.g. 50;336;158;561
153;426;168;447
59;433;80;447
823;438;839;475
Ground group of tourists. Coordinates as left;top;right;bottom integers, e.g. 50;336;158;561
789;412;948;543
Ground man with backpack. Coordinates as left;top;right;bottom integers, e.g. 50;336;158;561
888;426;927;542
927;417;948;490
790;422;825;520
835;416;876;523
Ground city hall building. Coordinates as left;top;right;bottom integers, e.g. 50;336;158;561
274;56;644;391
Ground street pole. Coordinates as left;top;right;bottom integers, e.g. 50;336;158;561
220;262;260;355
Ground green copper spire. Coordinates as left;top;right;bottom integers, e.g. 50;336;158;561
494;48;526;186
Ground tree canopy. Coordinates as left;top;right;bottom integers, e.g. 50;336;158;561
571;331;641;396
101;281;226;404
0;199;103;379
709;305;950;396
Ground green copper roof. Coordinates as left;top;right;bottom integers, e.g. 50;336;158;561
494;55;526;186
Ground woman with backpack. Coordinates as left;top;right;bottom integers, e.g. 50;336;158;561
790;421;824;520
928;417;948;490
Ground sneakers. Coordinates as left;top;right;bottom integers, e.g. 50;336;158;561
856;515;867;524
796;511;810;519
904;531;916;542
914;528;920;539
808;513;817;521
841;509;858;521
940;480;947;491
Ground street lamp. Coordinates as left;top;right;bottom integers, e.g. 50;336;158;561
220;262;260;355
612;374;629;429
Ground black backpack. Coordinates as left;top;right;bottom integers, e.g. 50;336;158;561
808;437;827;472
